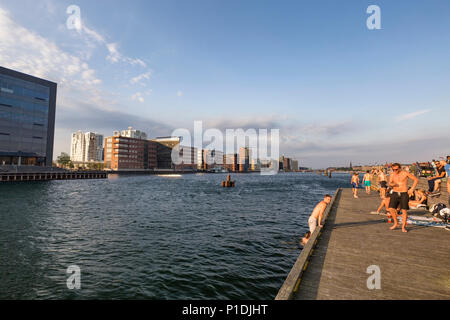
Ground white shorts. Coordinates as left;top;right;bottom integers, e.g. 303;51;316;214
308;217;317;233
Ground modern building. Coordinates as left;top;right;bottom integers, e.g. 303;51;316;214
239;147;250;172
291;159;299;172
151;136;181;169
104;128;156;171
174;145;197;171
283;157;292;172
198;149;223;171
70;131;104;163
223;153;238;172
250;158;260;171
0;66;57;167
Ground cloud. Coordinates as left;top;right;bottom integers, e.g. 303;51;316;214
130;71;152;85
395;109;431;122
131;92;145;103
0;7;101;89
0;6;170;159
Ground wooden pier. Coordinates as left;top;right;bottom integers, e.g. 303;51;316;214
0;171;108;182
277;185;450;300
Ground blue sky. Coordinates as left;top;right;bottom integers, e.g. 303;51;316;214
0;0;449;167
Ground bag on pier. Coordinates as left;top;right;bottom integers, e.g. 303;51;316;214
430;203;446;215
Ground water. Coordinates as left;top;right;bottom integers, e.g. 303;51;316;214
0;172;349;299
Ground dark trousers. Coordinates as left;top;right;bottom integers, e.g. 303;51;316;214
428;178;440;192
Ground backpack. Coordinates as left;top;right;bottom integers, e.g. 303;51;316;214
430;203;447;215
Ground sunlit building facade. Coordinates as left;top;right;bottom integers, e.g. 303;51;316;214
0;66;56;167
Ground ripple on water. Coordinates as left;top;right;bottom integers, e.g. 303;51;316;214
0;172;349;299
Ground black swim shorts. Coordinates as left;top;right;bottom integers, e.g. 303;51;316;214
389;192;409;210
380;181;387;188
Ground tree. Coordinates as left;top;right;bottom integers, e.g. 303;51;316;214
57;152;71;168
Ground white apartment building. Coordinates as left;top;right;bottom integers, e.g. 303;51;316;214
70;131;104;163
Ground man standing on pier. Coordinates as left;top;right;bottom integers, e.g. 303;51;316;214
388;163;419;233
308;195;332;233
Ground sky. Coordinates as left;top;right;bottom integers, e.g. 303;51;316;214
0;0;449;168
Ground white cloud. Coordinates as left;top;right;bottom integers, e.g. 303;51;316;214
130;71;152;85
395;109;431;122
0;7;101;89
131;92;145;103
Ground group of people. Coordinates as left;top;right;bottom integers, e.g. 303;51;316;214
301;159;450;244
356;159;450;233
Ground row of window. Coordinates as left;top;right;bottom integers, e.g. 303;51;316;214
0;76;50;101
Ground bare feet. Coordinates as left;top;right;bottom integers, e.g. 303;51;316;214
390;224;398;230
402;228;408;233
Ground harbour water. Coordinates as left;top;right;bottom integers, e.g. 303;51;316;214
0;172;350;299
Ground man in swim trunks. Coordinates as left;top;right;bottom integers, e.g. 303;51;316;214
363;171;372;194
388;163;419;233
308;194;332;234
351;172;360;198
378;169;388;198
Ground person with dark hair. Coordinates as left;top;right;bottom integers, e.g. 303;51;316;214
301;231;311;246
427;160;446;194
351;172;360;198
388;163;419;233
307;194;332;233
378;169;388;198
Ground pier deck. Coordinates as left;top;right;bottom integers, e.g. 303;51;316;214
280;187;450;300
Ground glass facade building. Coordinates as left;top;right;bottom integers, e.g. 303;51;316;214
0;66;57;167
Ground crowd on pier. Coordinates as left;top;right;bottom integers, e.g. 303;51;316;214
301;156;450;244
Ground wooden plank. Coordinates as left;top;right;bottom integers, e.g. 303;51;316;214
286;185;450;300
275;188;341;300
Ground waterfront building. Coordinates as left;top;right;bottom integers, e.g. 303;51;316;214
150;136;181;169
104;129;156;170
70;131;104;163
291;159;299;172
239;147;250;172
224;153;238;172
283;157;292;172
174;145;197;171
279;156;284;171
198;149;223;171
0;66;57;167
250;158;261;171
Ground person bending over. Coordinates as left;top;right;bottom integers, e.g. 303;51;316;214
308;194;332;233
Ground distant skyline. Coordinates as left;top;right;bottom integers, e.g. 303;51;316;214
1;0;449;168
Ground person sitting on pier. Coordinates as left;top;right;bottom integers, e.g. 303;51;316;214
388;163;419;233
308;194;332;233
408;189;428;209
301;231;311;246
426;160;446;195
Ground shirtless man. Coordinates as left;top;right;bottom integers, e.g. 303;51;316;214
363;171;372;195
351;172;360;198
388;163;419;233
308;195;332;233
378;169;387;199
